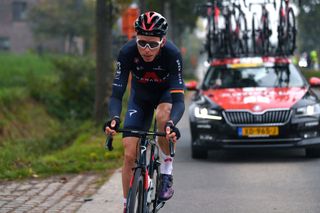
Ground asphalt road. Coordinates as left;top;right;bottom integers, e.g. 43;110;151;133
79;94;320;213
161;99;320;213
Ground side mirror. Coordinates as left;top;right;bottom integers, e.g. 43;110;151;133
309;77;320;87
185;80;198;91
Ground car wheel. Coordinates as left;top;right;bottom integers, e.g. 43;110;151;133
305;147;320;158
192;146;208;159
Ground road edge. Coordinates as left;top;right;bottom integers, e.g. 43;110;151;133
77;168;122;213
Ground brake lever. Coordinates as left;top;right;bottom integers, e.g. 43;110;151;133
169;138;175;157
106;135;113;151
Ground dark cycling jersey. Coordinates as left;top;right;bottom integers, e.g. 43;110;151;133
108;38;185;127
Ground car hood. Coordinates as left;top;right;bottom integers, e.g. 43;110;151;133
202;87;308;112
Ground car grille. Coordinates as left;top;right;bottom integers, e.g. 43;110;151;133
223;110;292;126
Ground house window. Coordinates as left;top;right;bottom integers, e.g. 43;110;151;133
0;37;10;51
12;1;27;21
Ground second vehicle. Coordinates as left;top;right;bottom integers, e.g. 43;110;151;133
187;56;320;159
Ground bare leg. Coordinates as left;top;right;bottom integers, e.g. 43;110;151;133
122;137;139;198
156;103;175;200
155;103;174;155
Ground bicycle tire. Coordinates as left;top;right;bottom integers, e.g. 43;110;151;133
277;2;286;54
251;14;257;55
148;162;161;213
127;168;146;213
237;10;249;55
207;15;213;59
262;19;271;55
286;8;296;54
227;11;237;56
208;12;222;58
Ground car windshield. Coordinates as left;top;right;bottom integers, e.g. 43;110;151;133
202;64;306;89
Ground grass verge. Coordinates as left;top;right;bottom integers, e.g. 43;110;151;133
0;121;123;180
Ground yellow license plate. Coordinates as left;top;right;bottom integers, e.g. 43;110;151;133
239;127;279;137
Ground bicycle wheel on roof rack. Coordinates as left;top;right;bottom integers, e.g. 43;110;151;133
251;14;257;55
236;10;249;56
212;32;224;57
208;17;223;58
206;15;214;59
277;8;286;55
286;8;296;55
227;12;238;57
261;15;271;55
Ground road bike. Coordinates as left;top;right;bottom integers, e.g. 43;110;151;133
197;1;223;59
209;0;248;57
277;0;296;55
198;0;249;58
250;0;275;55
106;125;175;213
228;0;249;57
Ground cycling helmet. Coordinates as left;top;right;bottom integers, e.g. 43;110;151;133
135;11;168;37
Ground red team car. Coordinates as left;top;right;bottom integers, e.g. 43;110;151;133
187;57;320;159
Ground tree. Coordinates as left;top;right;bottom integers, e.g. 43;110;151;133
94;0;113;123
297;1;320;51
29;0;95;54
144;0;199;46
94;0;131;124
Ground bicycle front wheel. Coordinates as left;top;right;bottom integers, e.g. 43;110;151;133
149;163;161;213
127;168;146;213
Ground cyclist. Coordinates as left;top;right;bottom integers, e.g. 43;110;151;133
103;11;185;212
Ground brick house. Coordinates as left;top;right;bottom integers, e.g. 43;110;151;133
0;0;64;53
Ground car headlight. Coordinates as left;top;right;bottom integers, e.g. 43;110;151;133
194;107;222;120
296;104;320;116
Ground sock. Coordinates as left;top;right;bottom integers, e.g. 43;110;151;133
159;149;173;175
123;198;127;207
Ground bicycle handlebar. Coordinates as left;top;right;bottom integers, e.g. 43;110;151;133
105;129;175;157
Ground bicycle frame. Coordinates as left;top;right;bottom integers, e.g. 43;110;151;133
132;135;151;212
106;128;174;213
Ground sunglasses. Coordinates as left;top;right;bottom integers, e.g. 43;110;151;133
136;39;162;49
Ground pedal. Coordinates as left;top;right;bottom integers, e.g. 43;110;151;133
155;201;165;211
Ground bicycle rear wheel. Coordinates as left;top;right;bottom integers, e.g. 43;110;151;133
127;168;146;213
